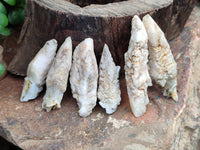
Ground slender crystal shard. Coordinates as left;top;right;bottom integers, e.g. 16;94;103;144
42;37;72;112
20;39;57;102
142;14;178;101
98;44;121;114
124;15;152;117
70;38;98;117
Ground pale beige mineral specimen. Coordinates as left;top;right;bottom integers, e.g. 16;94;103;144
124;15;152;117
98;44;121;114
20;39;58;102
143;14;178;101
70;38;98;117
42;37;72;112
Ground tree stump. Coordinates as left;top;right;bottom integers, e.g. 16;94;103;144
7;0;196;75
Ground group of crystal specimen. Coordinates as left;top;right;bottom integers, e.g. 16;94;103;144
20;14;178;118
20;37;121;117
124;14;178;117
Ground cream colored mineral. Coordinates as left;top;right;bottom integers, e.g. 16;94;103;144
124;15;152;117
70;38;98;117
42;37;72;112
20;39;57;102
142;14;178;101
98;44;121;114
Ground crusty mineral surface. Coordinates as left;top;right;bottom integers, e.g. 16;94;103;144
98;44;121;114
20;39;57;102
70;38;98;117
143;14;178;101
42;37;72;112
124;15;152;117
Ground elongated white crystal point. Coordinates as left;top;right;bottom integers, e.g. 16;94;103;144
70;38;98;117
124;15;152;117
20;39;57;102
142;14;178;101
42;37;72;112
98;44;121;114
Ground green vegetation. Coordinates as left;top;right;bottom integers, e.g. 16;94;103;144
0;0;25;36
0;62;5;76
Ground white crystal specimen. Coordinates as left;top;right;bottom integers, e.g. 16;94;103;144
124;15;152;117
142;14;178;101
20;39;58;102
42;37;72;112
98;44;121;114
70;38;98;117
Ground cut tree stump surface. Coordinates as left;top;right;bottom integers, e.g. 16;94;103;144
1;5;200;149
7;0;196;75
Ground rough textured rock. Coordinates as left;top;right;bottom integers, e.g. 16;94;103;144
0;4;200;150
143;14;178;101
6;0;196;76
20;39;58;102
124;15;152;117
169;5;200;149
42;37;72;112
70;38;98;117
98;44;121;114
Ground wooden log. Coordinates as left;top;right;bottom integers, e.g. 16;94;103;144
167;0;197;40
7;0;196;75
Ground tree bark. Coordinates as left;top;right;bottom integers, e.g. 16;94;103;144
7;0;196;76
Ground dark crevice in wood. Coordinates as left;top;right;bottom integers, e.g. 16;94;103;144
67;0;127;7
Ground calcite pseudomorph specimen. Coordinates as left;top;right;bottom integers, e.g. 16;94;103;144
143;14;178;101
98;44;121;114
19;14;179;117
42;37;72;112
124;15;152;117
70;38;98;117
20;39;58;102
